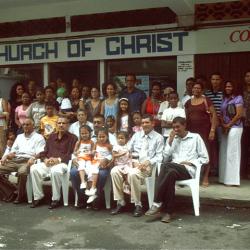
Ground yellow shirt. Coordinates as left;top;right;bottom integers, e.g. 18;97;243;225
40;115;58;139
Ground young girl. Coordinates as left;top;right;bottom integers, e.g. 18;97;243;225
131;111;143;133
15;92;31;134
27;88;46;132
116;98;132;134
106;115;116;134
73;125;94;190
85;127;112;203
112;131;132;194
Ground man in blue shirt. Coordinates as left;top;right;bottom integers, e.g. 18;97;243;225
119;74;147;113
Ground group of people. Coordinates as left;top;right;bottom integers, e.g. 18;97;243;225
0;70;249;223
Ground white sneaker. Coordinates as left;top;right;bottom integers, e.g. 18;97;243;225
80;182;87;189
85;188;97;196
87;194;97;204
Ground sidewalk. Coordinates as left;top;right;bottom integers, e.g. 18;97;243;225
176;177;250;208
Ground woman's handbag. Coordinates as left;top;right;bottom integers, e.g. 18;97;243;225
226;103;236;119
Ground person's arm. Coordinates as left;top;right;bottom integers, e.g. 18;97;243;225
141;99;147;115
208;104;218;140
0;99;9;121
14;109;22;128
100;100;105;115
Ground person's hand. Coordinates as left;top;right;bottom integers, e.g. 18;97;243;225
99;158;109;168
27;158;35;167
208;130;215;141
72;158;79;167
0;155;8;165
168;130;176;146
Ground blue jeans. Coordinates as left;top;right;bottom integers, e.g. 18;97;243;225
70;166;110;204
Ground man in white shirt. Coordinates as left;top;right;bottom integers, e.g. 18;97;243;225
181;77;196;106
0;118;45;203
111;114;164;217
145;116;209;222
161;92;186;140
69;109;93;138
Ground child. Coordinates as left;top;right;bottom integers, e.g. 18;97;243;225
116;98;132;134
15;92;31;134
27;88;46;132
73;125;94;190
131;111;143;133
2;130;16;157
40;102;59;139
112;131;132;194
161;92;186;141
106;115;116;134
85;127;112;204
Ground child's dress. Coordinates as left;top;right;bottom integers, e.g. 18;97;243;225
77;140;93;179
113;144;132;174
91;143;112;175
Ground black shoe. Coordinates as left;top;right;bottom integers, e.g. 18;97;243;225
5;193;17;203
48;200;60;209
30;198;44;208
133;205;143;217
110;204;124;215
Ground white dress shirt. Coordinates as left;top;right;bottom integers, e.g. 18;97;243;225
128;129;164;166
161;107;186;137
10;131;46;159
69;121;94;139
163;132;209;178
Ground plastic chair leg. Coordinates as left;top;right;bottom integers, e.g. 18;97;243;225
26;174;33;204
104;176;111;209
190;185;200;216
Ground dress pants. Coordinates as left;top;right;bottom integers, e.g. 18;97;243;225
0;157;29;200
111;165;151;205
154;162;191;213
30;162;68;201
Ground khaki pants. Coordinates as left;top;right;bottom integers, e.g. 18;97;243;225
30;162;68;201
111;162;152;205
0;157;29;200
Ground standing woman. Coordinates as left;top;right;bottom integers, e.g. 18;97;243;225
219;81;243;186
185;82;217;186
70;87;81;123
0;95;9;157
15;92;31;134
8;82;25;132
101;82;119;120
85;86;102;122
141;81;162;133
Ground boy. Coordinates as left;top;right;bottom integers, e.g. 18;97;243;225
40;102;59;139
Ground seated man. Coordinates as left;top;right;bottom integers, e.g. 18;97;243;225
145;117;209;222
30;116;77;208
69;108;93;139
0;118;45;203
111;114;164;217
70;114;116;209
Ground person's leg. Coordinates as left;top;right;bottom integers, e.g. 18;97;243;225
162;163;191;214
50;163;68;201
110;166;125;203
97;168;110;197
91;174;98;189
30;163;49;200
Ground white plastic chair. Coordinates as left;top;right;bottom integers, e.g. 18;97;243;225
176;164;202;216
74;175;112;209
26;160;72;206
144;162;161;208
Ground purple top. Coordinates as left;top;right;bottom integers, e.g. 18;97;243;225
221;95;243;128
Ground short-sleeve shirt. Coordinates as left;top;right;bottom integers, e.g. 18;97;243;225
119;88;147;113
221;95;244;128
15;105;30;125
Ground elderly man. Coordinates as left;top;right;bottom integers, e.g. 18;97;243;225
119;74;147;113
0;118;45;203
30;116;77;208
111;114;164;217
70;114;116;209
145;117;209;223
69;108;93;138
